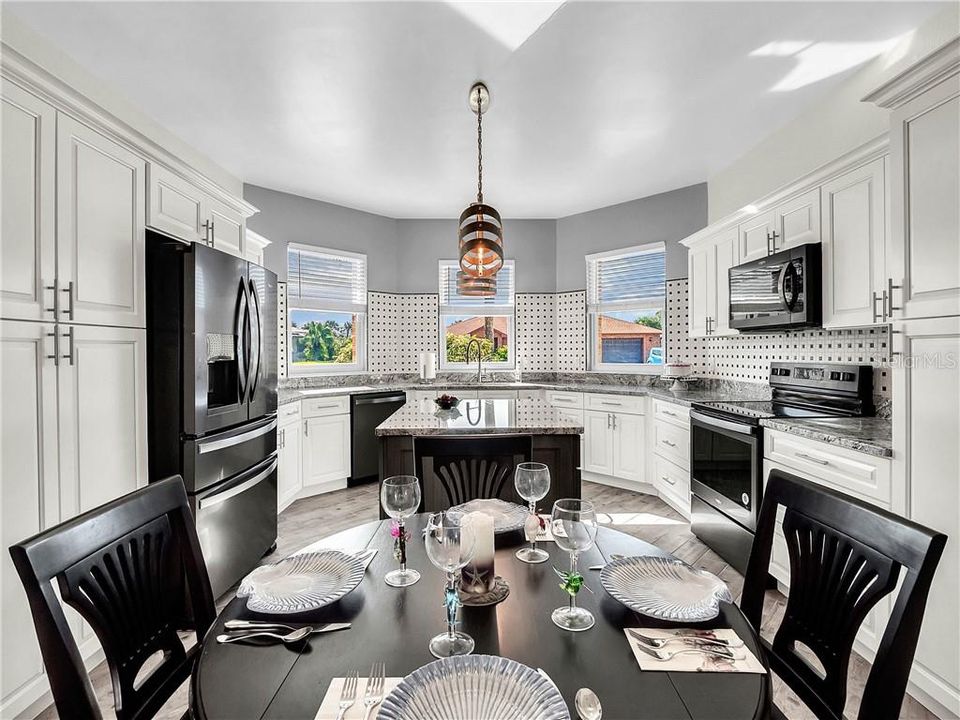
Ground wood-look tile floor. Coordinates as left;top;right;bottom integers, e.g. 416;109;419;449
35;482;936;720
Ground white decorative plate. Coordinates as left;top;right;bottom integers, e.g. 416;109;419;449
449;498;529;534
377;655;570;720
600;556;733;622
237;550;365;614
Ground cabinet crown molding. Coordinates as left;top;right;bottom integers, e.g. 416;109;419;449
1;42;258;219
863;35;960;109
682;134;889;249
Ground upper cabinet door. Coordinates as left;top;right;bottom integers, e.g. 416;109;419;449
822;158;886;328
712;227;739;336
738;210;774;263
147;163;205;243
208;199;245;258
56;115;146;328
775;188;821;251
888;79;960;320
688;243;713;338
1;82;56;322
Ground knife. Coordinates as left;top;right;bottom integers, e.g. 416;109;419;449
223;620;351;633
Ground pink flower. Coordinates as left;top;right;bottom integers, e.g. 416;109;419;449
390;521;402;539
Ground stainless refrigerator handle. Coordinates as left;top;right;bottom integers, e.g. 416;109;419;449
247;279;261;400
198;457;277;509
197;418;277;455
235;279;248;399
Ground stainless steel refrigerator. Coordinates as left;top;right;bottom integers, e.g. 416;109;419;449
146;231;278;598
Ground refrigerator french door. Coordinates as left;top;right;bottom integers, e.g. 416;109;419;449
147;232;278;597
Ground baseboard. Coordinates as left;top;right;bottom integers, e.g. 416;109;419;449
581;471;656;497
297;478;349;500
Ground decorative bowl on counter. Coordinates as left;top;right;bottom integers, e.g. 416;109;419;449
434;394;460;410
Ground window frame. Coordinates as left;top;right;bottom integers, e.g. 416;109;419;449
286;244;367;376
438;259;516;372
586;243;666;375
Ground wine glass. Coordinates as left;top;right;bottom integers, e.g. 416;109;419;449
550;498;599;632
380;476;421;587
514;462;551;564
424;511;477;658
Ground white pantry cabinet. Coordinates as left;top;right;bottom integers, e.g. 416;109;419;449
1;81;56;323
688;227;739;337
821;158;888;328
57;115;146;329
277;402;303;511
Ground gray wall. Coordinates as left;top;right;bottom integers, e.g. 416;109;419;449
245;181;707;294
555;183;707;291
394;218;557;293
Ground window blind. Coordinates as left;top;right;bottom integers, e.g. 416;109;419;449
438;260;515;313
287;245;367;313
587;244;665;311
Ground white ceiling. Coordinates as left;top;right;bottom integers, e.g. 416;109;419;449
5;1;946;218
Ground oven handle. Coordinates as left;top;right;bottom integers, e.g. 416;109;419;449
690;409;757;435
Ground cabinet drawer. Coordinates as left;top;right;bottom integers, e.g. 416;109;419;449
546;390;583;408
518;388;544;401
763;429;891;506
585;393;645;414
654;454;690;512
279;401;301;424
302;395;350;418
653;420;690;470
652;399;690;428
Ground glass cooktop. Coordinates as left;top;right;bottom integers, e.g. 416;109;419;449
692;400;846;422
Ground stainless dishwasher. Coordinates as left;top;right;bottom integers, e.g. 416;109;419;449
350;391;407;485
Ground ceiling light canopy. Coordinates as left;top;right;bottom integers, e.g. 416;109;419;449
458;82;503;297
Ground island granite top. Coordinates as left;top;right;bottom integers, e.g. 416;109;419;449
375;397;584;436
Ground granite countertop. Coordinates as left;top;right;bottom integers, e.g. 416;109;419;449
375;397;583;436
759;416;892;458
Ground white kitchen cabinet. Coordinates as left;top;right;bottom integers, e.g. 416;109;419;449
208;198;245;258
822;158;887;328
738;209;776;264
277;403;303;511
737;189;820;263
57;115;146;329
611;411;644;482
653;454;690;518
582;400;644;485
892;315;960;716
0;321;60;716
245;229;271;266
302;413;351;490
582;410;614;476
1;81;56;323
147;163;205;244
688;228;739;337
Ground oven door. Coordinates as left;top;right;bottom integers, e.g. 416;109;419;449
689;410;760;531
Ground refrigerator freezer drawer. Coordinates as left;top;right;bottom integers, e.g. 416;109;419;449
183;415;277;492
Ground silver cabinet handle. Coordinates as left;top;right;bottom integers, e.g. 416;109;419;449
279;428;285;450
61;281;74;320
872;291;883;323
606;413;611;429
61;326;75;366
662;409;677;417
44;279;59;317
310;403;342;410
210;218;216;246
600;401;622;407
766;230;773;256
795;451;829;466
661;474;676;485
304;419;309;437
45;330;60;366
612;415;617;430
886;278;902;318
770;229;780;252
662;439;677;448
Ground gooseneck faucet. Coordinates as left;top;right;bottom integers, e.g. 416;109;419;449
466;337;483;384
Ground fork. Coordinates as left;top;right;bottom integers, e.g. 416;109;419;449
633;641;744;662
361;661;385;720
628;628;740;649
334;671;358;720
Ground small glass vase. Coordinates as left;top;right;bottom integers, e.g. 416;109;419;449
429;571;475;658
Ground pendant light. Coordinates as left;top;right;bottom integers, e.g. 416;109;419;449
458;82;503;297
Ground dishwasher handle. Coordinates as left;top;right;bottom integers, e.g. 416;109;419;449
352;394;406;406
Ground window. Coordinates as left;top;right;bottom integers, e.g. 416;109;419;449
439;260;515;370
287;245;367;373
586;242;665;372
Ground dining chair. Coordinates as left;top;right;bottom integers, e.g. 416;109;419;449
414;435;531;511
9;475;216;720
741;469;946;720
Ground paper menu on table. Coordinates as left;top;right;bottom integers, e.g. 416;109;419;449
625;628;767;674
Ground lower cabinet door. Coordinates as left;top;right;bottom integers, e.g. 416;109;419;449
582;410;614;476
302;414;350;487
612;412;644;482
278;421;303;508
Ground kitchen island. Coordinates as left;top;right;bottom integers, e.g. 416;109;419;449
376;397;583;518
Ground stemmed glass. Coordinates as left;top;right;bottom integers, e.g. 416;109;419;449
514;462;551;564
550;498;599;632
424;511;477;658
380;476;422;587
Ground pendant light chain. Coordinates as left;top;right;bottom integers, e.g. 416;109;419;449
476;86;483;204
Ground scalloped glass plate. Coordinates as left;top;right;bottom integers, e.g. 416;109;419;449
236;550;365;614
449;498;529;534
377;655;569;720
600;556;733;622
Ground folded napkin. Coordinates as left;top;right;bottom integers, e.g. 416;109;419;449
625;628;766;674
314;676;402;720
533;514;554;542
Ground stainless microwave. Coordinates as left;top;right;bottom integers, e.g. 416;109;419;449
728;243;821;331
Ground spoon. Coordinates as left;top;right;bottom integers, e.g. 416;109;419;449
575;687;602;720
588;553;624;571
216;626;313;644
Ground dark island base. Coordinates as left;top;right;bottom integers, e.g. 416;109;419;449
378;434;581;519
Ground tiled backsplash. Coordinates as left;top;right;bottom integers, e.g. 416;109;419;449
369;292;439;374
516;293;556;372
556;291;587;372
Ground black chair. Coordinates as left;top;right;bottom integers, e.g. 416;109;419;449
9;476;216;720
414;435;531;511
741;469;947;720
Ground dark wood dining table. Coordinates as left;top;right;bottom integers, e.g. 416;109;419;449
192;515;771;720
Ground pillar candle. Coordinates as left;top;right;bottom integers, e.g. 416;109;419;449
460;511;495;595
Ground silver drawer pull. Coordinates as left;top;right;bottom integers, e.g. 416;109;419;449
600;401;622;406
662;409;677;417
310;403;342;410
795;451;830;466
662;439;677;448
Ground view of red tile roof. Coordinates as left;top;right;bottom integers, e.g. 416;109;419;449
445;316;509;336
598;315;662;337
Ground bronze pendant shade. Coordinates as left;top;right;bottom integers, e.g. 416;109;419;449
458;82;503;297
